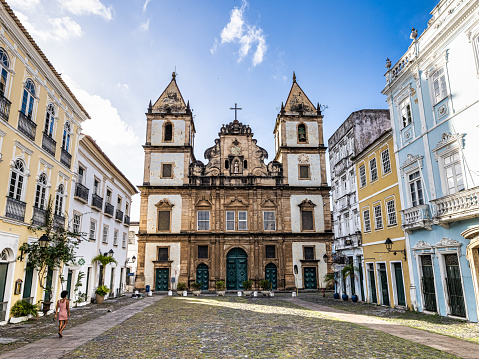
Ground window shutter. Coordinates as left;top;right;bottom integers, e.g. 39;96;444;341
158;211;170;231
301;210;314;231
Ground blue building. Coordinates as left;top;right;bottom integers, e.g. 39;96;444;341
382;0;479;322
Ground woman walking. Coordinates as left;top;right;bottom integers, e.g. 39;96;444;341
54;290;70;338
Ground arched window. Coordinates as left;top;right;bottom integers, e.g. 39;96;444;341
0;248;9;261
21;79;35;118
62;122;71;151
9;159;25;200
34;173;48;209
298;123;307;143
54;184;64;216
0;48;10;98
44;103;55;136
164;122;173;142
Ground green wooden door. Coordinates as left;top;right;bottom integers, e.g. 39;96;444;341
0;263;8;302
196;263;209;290
378;263;390;306
23;267;34;300
303;267;317;289
358;261;365;301
44;268;53;302
155;268;169;291
393;263;406;306
226;248;248;290
66;270;73;299
265;263;277;290
368;264;377;304
445;254;466;317
420;255;437;312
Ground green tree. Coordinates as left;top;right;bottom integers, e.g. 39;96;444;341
91;254;117;286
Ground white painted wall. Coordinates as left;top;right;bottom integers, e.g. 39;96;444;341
285;121;319;147
287;154;322;186
144;242;181;290
147;195;182;233
151;119;186;146
292;242;328;288
149;153;184;186
290;195;325;233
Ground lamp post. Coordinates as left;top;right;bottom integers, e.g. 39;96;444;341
293;265;298;297
322;254;328;297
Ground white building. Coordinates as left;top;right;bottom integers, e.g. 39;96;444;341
66;135;137;303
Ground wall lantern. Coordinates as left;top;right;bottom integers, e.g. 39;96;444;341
132;255;136;263
38;234;50;248
384;238;406;260
323;254;328;262
108;249;114;257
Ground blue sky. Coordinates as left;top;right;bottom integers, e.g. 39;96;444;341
8;0;438;219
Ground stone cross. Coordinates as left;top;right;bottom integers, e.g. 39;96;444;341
229;103;242;121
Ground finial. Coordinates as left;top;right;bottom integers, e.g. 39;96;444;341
386;58;391;69
410;27;418;40
293;71;296;83
172;71;176;79
317;103;322;116
148;100;152;113
280;102;285;114
186;100;190;109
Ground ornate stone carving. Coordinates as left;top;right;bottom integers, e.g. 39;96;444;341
230;139;242;156
298;154;309;164
431;132;464;160
189;161;205;177
220;120;251;136
298;199;316;208
400;154;423;175
155;199;174;209
436;237;462;248
412;241;432;250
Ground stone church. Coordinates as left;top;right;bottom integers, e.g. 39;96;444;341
135;73;332;291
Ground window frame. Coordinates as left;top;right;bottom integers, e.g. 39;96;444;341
297;122;308;144
386;198;397;227
122;232;127;249
408;170;424;207
21;78;36;119
113;229;119;246
359;164;366;188
381;148;391;175
303;246;315;260
34;172;48;209
0;48;10;98
157;247;169;261
197;210;210;231
439;150;464;195
363;208;371;233
198;245;208;259
226;210;235;231
62;122;71;152
73;212;81;234
300;209;314;232
431;67;448;105
369;157;378;183
102;224;109;244
265;245;276;259
9;159;26;200
263;211;276;231
54;184;65;216
161;163;173;179
157;210;171;232
238;210;248;231
298;164;310;180
44;103;55;137
373;203;383;230
163;121;174;142
399;96;413;128
89;219;97;241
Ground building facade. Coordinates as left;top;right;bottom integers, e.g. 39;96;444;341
382;0;479;321
0;1;89;323
136;73;332;292
70;135;137;303
355;130;411;308
328;110;390;299
126;221;139;291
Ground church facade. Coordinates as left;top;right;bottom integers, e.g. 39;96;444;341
135;73;332;291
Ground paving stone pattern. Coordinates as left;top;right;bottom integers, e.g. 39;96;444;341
64;296;456;359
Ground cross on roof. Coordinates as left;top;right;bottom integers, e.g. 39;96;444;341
229;103;242;121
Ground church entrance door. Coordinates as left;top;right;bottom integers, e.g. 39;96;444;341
303;267;317;289
226;248;247;290
196;263;209;290
265;263;277;289
155;268;169;291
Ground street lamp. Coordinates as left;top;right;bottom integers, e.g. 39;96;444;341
323;254;328;262
384;238;406;260
108;249;114;257
132;255;136;263
38;234;50;248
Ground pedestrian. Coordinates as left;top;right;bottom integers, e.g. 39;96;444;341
54;290;70;338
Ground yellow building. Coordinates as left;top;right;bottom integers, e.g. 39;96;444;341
0;1;89;323
355;130;411;308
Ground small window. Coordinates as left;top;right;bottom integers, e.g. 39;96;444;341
243;160;247;169
158;247;168;261
78;166;85;185
363;209;371;232
106;189;112;204
225;160;229;170
9;159;25;200
54;184;64;216
369;158;378;182
0;48;10;98
113;229;119;246
122;233;127;248
408;171;424;207
162;163;173;178
298;123;307;143
301;210;314;231
299;164;310;180
197;210;210;231
226;211;235;231
304;247;314;260
432;68;448;104
158;211;171;231
102;225;109;244
386;199;397;226
34;173;47;209
400;97;412;128
238;211;247;231
265;245;276;259
198;245;208;259
373;204;383;230
73;213;81;233
44;103;55;137
117;196;122;207
443;152;464;195
263;211;276;231
128;231;135;244
359;165;366;188
164;122;173;142
89;219;96;241
381;149;391;174
94;179;100;195
62;122;71;152
21;78;35;118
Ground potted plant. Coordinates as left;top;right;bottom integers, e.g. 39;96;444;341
95;285;110;304
177;282;187;296
242;280;253;296
191;282;202;296
259;279;270;296
324;272;340;299
215;280;226;296
341;264;358;301
10;300;38;323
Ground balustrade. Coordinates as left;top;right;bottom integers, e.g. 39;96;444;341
42;132;56;156
91;193;103;211
5;196;26;222
401;204;431;233
17;111;36;141
431;187;479;224
104;202;114;217
60;148;71;168
0;94;11;122
74;183;89;203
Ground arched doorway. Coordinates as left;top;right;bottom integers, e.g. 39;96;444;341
226;248;247;290
265;263;277;289
196;263;209;290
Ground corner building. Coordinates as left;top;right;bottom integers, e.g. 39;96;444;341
136;73;332;291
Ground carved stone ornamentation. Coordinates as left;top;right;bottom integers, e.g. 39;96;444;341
298;154;309;164
412;241;432;250
436;237;462;248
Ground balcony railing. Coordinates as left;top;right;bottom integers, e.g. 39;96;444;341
74;183;89;203
104;202;114;217
53;214;65;230
31;206;47;227
401;204;431;233
91;193;103;211
115;209;123;222
124;214;130;225
188;175;283;187
431;187;479;225
18;111;37;141
333;232;362;250
60;148;72;168
338;195;350;211
0;94;11;122
5;196;26;222
42;132;56;157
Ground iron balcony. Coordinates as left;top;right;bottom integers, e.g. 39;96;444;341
31;206;47;227
60;148;72;168
104;202;114;217
74;183;89;203
18;111;36;141
0;94;11;122
91;193;103;211
5;196;27;222
115;209;123;222
42;131;56;157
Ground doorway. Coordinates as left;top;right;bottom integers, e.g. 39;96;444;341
226;248;247;290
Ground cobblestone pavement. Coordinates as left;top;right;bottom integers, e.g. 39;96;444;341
64;296;456;359
297;292;479;344
0;295;140;353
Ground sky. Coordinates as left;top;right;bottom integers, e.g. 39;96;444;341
7;0;439;220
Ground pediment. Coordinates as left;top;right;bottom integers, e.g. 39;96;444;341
284;75;315;114
152;73;186;112
155;199;174;209
436;237;462;248
225;196;249;207
195;196;213;208
261;198;277;208
412;241;432;250
298;199;316;208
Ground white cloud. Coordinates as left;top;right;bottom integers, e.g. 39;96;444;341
57;0;113;21
116;83;129;90
7;0;40;12
143;0;151;13
15;12;83;41
139;18;150;32
215;0;267;66
63;75;138;148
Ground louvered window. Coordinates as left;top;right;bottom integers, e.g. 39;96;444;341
158;211;170;231
301;210;314;231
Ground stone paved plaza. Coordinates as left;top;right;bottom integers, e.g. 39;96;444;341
2;293;479;358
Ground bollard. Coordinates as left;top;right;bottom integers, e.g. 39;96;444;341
168;290;173;296
292;291;297;297
270;291;274;297
237;291;242;296
183;290;188;297
253;291;258;297
148;291;153;297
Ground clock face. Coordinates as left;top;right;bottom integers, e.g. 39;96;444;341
230;146;242;156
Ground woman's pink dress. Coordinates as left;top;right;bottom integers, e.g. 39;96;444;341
57;299;68;320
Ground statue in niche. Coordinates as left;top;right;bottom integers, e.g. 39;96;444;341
234;161;239;174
